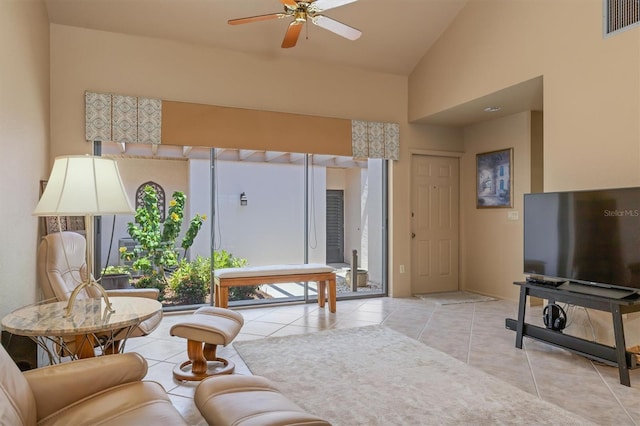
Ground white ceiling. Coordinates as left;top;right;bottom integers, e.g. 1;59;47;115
418;77;544;127
44;0;468;76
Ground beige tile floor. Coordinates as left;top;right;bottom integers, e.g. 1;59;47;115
126;297;640;425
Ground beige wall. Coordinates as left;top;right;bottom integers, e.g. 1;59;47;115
411;0;640;192
0;0;50;318
461;112;533;301
411;0;640;301
49;24;463;298
49;24;409;159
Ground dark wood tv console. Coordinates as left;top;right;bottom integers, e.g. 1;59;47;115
505;281;640;386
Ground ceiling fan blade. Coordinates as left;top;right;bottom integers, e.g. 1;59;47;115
309;0;357;13
228;13;288;25
311;15;361;40
282;21;304;48
280;0;299;9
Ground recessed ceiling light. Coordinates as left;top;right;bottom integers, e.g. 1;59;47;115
484;106;501;112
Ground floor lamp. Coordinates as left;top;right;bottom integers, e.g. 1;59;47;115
33;155;134;317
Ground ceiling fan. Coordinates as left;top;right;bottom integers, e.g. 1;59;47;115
228;0;362;48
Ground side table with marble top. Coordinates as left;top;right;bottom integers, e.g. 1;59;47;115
1;297;162;363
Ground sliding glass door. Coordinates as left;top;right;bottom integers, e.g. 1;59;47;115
212;151;387;306
96;142;387;310
211;150;307;306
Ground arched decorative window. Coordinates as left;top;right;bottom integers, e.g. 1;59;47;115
135;181;166;221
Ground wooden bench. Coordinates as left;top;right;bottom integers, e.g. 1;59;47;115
214;264;337;313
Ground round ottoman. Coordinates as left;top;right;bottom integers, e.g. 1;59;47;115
170;306;244;381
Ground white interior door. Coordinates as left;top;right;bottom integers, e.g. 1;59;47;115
411;155;459;294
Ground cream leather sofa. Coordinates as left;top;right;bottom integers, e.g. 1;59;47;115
0;344;189;426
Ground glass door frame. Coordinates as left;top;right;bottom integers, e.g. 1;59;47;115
210;149;389;307
93;143;388;310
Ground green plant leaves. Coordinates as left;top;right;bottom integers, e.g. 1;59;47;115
120;185;206;277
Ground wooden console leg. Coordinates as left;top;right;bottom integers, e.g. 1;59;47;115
328;278;336;313
318;281;326;308
217;287;229;309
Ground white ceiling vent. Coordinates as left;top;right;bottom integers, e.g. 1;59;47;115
604;0;640;36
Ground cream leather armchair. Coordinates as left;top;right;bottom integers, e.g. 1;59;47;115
37;231;162;353
0;343;188;426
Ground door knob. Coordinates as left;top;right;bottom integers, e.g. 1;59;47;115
411;233;416;239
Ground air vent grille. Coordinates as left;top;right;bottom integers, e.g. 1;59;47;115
605;0;640;35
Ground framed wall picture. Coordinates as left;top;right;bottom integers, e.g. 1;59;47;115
476;148;513;208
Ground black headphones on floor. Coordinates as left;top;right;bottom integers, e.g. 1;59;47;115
543;303;567;331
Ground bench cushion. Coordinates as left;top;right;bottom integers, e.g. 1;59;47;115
214;264;335;279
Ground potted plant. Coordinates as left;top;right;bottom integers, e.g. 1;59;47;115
100;265;132;290
167;251;252;305
119;185;206;301
169;256;211;305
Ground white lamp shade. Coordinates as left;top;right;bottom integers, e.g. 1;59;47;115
33;155;134;216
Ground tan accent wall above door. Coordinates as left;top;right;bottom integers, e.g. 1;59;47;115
162;100;353;156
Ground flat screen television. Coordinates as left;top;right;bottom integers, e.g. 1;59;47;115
524;187;640;297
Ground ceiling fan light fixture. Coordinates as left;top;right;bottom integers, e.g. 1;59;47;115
294;10;307;23
229;0;361;48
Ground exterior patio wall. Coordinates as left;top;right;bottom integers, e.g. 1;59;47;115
366;161;384;286
198;160;326;266
327;162;384;286
344;168;362;266
188;159;211;260
206;160;384;279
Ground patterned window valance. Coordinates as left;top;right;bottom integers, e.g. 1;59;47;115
85;91;162;144
351;120;399;161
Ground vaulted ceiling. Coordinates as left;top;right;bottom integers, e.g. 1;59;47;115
45;0;542;128
45;0;468;76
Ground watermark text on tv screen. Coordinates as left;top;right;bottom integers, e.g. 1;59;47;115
603;209;640;217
